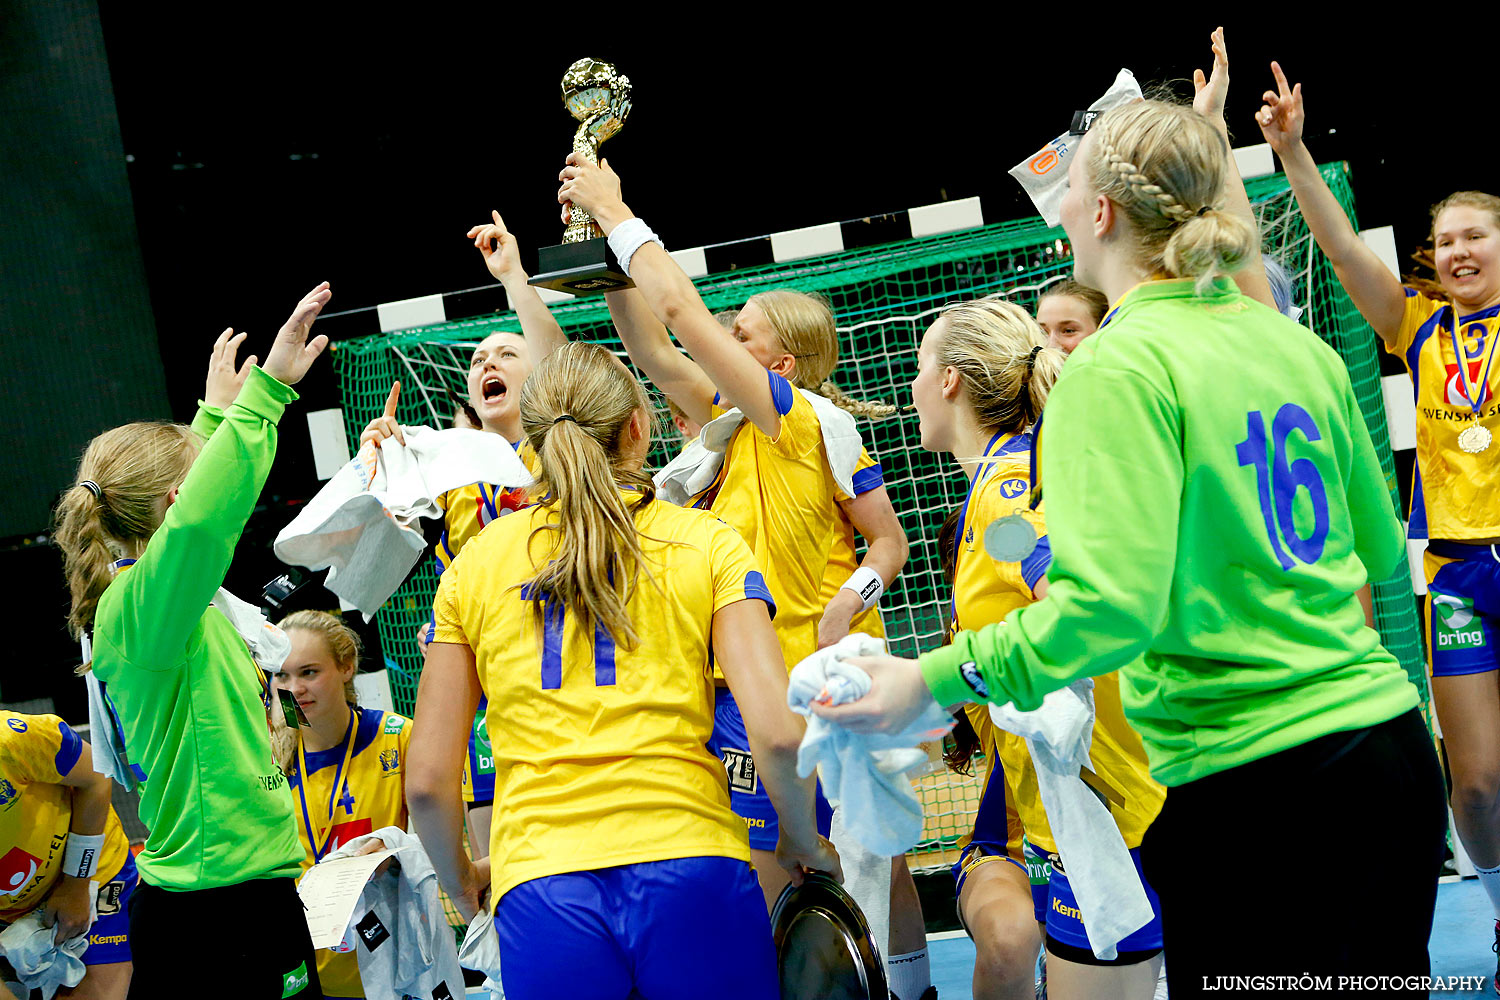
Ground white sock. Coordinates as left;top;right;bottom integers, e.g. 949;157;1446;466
1474;861;1500;920
888;947;931;1000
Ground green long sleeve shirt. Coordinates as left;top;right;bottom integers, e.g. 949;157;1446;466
922;279;1417;786
91;367;304;889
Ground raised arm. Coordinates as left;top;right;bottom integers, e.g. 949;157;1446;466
99;284;330;669
1193;27;1274;309
468;211;568;364
604;288;718;427
1259;61;1405;342
713;599;842;884
406;639;488;920
559;155;787;437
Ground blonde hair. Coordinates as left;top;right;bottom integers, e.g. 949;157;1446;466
270;610;362;774
746;289;897;419
1039;279;1109;327
53;422;201;643
1431;190;1500;236
935;299;1064;433
519;342;660;650
1085;99;1257;295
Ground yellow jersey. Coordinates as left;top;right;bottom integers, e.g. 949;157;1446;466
289;707;411;999
949;432;1164;853
433;491;770;901
0;713;130;922
696;376;884;669
1388;289;1500;539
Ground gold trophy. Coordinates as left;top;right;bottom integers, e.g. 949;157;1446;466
529;58;634;295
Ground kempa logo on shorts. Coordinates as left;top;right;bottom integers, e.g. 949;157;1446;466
280;961;308;998
1433;593;1485;649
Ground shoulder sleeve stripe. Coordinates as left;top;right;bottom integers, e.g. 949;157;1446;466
767;372;796;416
1021;535;1053;592
351;707;383;757
851;463;885;495
54;720;83;776
743;570;778;620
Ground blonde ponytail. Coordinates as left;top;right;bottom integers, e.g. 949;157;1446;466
1087;100;1257;295
935;298;1064;433
519;342;660;650
746;289;896;419
53;422;200;643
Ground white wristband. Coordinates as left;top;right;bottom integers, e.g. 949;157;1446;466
62;832;106;879
606;217;664;279
840;566;884;613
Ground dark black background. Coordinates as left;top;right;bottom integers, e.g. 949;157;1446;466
6;7;1482;720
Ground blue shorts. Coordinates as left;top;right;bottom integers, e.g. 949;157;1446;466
83;852;138;965
1024;841;1163;957
706;688;832;851
493;857;776;1000
1426;541;1500;677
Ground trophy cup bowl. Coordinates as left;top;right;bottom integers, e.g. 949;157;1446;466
529;58;635;295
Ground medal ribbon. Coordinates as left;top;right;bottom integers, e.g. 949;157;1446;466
1449;305;1500;419
296;709;358;862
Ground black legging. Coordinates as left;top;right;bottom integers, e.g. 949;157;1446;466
128;876;320;999
1142;708;1446;997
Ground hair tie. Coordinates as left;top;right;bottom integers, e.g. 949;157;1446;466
1022;345;1043;383
1196;205;1213;217
552;414;578;425
80;480;102;500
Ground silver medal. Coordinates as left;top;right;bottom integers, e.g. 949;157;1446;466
984;515;1038;562
1458;424;1493;454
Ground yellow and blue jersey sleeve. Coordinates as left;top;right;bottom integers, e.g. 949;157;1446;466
1388;288;1500;539
433;439;541;574
0;714;131;922
833;446;885;503
705;515;777;618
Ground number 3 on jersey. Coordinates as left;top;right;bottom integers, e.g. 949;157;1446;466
1235;404;1330;570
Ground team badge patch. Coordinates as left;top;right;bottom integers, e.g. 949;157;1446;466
0;779;17;807
959;660;990;699
721;747;757;794
379;748;400;772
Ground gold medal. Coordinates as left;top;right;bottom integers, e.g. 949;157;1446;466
984;515;1038;562
1458;424;1493;454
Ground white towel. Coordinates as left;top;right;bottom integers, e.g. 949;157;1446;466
326;827;466;1000
827;805;890;964
274;427;534;618
458;906;505;997
1008;69;1142;227
654;389;864;506
988;681;1154;960
787;634;954;857
0;884;96;999
83;586;285;790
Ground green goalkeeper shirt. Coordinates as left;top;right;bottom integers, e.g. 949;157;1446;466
921;278;1418;786
91;366;304;889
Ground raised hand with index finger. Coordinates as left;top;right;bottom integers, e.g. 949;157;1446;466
359;381;406;449
466;210;526;285
1256;60;1305;155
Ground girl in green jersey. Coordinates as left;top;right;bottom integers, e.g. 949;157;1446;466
812;91;1445;992
54;285;332;1000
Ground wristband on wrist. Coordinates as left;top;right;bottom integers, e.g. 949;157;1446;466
62;832;105;879
839;566;885;614
606;217;664;279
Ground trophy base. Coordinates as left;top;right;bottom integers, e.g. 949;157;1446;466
529;238;634;295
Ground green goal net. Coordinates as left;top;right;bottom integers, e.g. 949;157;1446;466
330;162;1426;866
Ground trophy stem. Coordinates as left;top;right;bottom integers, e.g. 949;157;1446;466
563;131;601;244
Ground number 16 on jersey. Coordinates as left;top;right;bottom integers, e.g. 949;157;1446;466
1235;403;1331;571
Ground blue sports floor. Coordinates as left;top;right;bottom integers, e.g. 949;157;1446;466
927;878;1491;999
